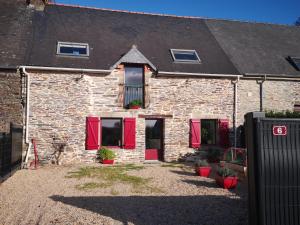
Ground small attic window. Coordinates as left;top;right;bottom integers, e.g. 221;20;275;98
170;49;201;63
288;56;300;71
57;42;89;57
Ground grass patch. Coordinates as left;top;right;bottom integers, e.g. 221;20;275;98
161;162;183;168
67;164;162;193
75;182;111;190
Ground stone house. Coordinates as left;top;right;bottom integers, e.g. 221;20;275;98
0;0;300;164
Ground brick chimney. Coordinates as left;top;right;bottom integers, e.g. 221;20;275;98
26;0;49;11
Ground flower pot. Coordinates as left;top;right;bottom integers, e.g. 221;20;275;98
196;166;211;177
102;159;114;164
215;175;238;189
130;105;141;109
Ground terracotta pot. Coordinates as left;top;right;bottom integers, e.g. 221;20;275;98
215;175;238;189
130;105;141;109
102;159;114;164
196;166;212;177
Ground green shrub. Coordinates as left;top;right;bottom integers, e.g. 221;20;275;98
97;147;116;160
206;148;223;163
129;99;142;107
195;159;209;167
217;166;237;177
265;110;300;118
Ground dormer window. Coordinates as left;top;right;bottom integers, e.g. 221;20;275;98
170;49;201;63
57;42;89;57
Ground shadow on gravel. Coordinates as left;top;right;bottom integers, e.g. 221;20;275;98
169;170;196;177
50;195;247;225
181;179;218;188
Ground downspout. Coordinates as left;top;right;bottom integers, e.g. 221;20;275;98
231;77;240;149
256;75;267;112
20;67;31;166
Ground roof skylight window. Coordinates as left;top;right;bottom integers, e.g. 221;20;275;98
57;42;89;57
288;56;300;71
170;49;201;63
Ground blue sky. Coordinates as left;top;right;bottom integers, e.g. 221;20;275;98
55;0;299;25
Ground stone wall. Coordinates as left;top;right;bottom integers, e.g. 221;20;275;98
0;71;23;133
27;68;300;164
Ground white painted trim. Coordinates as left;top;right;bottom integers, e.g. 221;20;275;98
19;66;112;74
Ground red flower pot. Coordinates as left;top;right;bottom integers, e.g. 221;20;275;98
102;159;114;164
196;167;212;177
130;105;141;109
216;175;238;189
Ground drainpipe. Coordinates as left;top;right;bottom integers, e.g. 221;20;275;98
20;67;31;166
256;75;267;112
231;77;240;148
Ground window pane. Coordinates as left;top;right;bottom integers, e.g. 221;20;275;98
102;119;122;146
60;46;87;55
146;119;163;149
174;51;198;61
201;119;217;145
125;67;143;85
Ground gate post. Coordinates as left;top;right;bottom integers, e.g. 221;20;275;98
245;112;265;225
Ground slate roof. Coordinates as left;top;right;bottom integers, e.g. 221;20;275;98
1;2;300;77
24;4;239;74
206;19;300;76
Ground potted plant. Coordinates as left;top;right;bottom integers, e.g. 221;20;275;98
128;99;142;109
194;159;211;177
215;166;238;189
97;147;116;164
206;148;223;163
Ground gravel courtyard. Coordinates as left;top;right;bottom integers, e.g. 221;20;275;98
0;163;247;225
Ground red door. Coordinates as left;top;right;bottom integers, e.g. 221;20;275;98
145;119;164;161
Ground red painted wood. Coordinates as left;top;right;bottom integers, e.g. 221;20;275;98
86;117;100;150
218;119;230;148
190;119;201;148
123;118;136;149
145;149;159;160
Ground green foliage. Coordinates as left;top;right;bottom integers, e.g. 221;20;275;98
206;148;223;163
265;110;300;118
129;99;143;107
195;159;209;167
97;147;116;160
217;166;237;177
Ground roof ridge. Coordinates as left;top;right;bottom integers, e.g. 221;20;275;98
48;2;297;28
47;2;204;20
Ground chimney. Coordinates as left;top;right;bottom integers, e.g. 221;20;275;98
26;0;49;11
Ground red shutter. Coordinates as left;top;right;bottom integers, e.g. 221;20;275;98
190;119;201;148
219;119;230;148
123;118;136;149
86;117;100;150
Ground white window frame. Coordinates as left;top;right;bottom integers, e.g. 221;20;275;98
170;49;201;63
57;41;89;57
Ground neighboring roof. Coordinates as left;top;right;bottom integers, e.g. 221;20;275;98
205;19;300;76
110;45;157;71
0;1;33;68
24;4;239;74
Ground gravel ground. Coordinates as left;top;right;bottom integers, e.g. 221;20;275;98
0;163;248;225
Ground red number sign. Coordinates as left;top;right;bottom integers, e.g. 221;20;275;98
273;126;287;136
